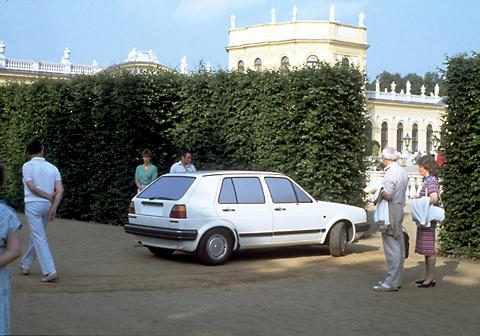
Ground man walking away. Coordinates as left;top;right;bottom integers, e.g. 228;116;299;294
19;139;64;282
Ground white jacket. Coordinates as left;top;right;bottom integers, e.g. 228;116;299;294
411;196;445;227
371;189;390;225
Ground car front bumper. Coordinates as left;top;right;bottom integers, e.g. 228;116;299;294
354;222;370;233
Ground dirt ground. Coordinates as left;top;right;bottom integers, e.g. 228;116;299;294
10;210;480;336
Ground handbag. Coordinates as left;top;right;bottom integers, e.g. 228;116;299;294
403;230;410;259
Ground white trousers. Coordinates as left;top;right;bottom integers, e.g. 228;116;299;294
21;202;56;275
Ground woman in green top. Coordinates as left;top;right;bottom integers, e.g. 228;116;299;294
135;149;158;192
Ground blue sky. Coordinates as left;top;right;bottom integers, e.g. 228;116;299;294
1;0;479;80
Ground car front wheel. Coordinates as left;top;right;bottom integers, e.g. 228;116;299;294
329;222;347;257
197;228;233;266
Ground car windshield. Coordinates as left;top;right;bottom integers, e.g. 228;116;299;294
137;176;196;200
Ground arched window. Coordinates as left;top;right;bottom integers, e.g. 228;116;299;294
237;60;245;72
306;55;319;68
254;58;262;71
412;124;418;152
341;57;350;66
281;56;290;72
365;121;373;142
426;124;433;153
381;122;388;150
397;123;404;152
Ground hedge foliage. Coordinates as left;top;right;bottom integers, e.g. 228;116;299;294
439;53;480;258
0;64;368;225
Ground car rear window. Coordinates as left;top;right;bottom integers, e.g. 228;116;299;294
137;176;195;200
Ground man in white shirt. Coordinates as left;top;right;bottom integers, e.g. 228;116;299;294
170;151;196;173
19;139;64;282
372;147;408;292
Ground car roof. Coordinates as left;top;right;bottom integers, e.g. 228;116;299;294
164;170;285;177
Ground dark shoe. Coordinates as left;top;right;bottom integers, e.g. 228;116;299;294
415;279;425;284
418;280;436;288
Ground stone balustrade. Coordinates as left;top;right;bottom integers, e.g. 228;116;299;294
367;170;424;202
3;58;101;75
0;42;102;75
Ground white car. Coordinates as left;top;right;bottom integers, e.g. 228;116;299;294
125;171;368;265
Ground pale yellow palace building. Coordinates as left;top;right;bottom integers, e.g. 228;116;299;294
0;5;444;156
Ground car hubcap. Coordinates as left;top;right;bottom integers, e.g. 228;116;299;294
207;234;227;259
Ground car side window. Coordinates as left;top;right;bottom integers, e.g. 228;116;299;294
265;177;297;203
219;178;237;204
293;183;313;203
218;177;265;204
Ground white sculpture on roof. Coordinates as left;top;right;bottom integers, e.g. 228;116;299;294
434;84;440;97
0;41;5;57
271;7;276;24
292;5;298;21
125;48;159;63
406;80;411;95
230;14;236;29
61;47;71;64
180;56;188;74
359;11;365;27
329;5;335;21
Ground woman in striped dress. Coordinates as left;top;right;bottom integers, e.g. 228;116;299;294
415;155;440;288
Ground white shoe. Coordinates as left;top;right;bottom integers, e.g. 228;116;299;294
373;282;399;292
19;264;30;275
41;272;58;283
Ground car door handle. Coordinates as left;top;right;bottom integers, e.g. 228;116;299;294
274;207;286;211
222;208;236;212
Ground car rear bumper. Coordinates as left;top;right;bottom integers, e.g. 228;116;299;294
354;222;370;232
124;223;198;241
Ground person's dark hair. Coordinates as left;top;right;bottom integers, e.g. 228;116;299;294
180;150;191;158
0;163;5;187
142;149;152;158
417;154;439;176
27;139;44;155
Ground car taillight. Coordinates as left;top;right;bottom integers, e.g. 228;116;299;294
170;204;187;219
128;201;135;214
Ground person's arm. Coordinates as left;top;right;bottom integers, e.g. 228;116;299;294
48;180;64;221
0;231;21;267
26;181;55;201
135;166;143;190
428;192;439;205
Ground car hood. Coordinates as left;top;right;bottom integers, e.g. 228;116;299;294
316;200;366;222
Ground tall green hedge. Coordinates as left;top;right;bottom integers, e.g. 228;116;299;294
439;53;480;258
0;64;367;225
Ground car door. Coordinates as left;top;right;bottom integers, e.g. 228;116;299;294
214;176;273;247
264;176;326;243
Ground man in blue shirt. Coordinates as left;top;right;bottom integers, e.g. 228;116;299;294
170;150;196;173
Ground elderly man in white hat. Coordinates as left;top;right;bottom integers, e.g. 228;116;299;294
371;147;408;291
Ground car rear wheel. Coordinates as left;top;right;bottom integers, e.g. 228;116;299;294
197;228;233;266
329;222;347;257
147;246;174;258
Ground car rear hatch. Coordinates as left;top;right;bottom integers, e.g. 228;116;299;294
131;175;196;221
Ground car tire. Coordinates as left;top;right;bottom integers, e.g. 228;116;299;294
147;246;174;258
197;228;233;266
329;222;347;257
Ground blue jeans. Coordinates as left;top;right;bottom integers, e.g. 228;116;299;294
21;202;56;275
